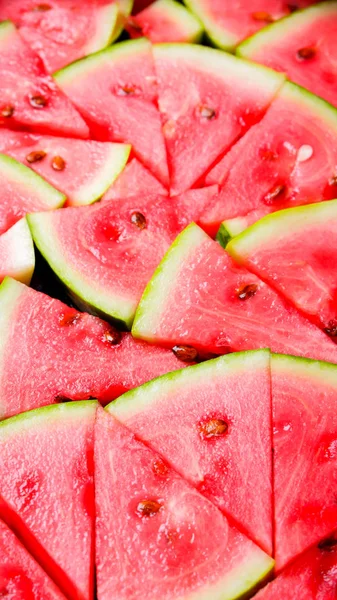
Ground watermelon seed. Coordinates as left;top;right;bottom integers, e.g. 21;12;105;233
252;11;274;22
198;105;216;120
102;327;122;345
199;418;228;438
264;184;286;204
117;85;137;96
297;145;313;163
324;319;337;338
59;312;81;326
26;150;46;164
131;211;147;229
29;95;48;108
137;499;162;517
297;47;316;60
1;105;14;118
52;155;66;171
237;283;258;300
33;3;51;10
318;537;337;552
172;345;198;362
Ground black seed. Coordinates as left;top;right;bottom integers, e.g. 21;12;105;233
318;536;337;552
237;283;258;300
172;345;198;362
199;418;228;438
131;211;147;229
297;47;316;60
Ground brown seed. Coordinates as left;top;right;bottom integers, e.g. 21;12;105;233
297;46;316;60
26;150;46;164
264;184;286;204
52;155;66;171
102;326;122;346
137;499;162;517
29;95;48;108
1;105;14;118
198;105;216;120
318;536;337;552
199;418;228;438
252;11;274;22
33;3;51;10
117;85;137;96
324;319;337;338
172;345;198;362
237;283;258;300
131;211;147;229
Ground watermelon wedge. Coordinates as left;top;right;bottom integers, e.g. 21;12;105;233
108;349;273;554
0;0;132;74
227;200;337;337
174;185;219;228
0;129;130;207
0;21;89;139
54;38;170;187
255;533;337;599
217;209;270;248
0;518;67;600
0;401;97;600
271;354;337;570
238;1;337;108
127;0;204;43
202;82;337;236
28;195;179;326
0;154;65;235
0;278;190;419
95;408;274;600
0;219;35;285
153;43;285;194
103;158;168;200
132;223;337;363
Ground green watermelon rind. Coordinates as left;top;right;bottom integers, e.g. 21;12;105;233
272;353;337;388
140;0;204;43
27;213;137;328
182;0;238;50
216;216;249;248
237;1;337;60
227;199;337;261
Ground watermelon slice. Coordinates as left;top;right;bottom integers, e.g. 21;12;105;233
238;2;337;108
0;21;89;139
0;518;67;600
0;0;132;74
0;129;130;207
0;219;35;285
255;533;337;599
174;185;219;228
127;0;204;43
54;38;170;188
0;278;189;419
271;354;337;570
201;82;337;237
153;43;285;195
28;194;179;326
0;401;97;600
182;0;317;50
95;408;274;600
103;158;168;200
216;209;270;248
132;223;337;363
0;154;65;235
108;349;273;554
227;200;337;337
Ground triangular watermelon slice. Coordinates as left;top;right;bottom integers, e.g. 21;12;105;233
238;1;337;108
0;21;89;139
0;518;67;599
271;354;337;571
108;349;273;554
54;38;170;187
95;408;274;599
0;0;131;73
103;157;168;200
153;43;284;194
0;278;190;419
28;194;179;326
127;0;204;43
227;200;337;337
0;401;97;600
0;219;35;285
202;81;337;236
132;223;337;363
0;154;65;235
0;129;130;207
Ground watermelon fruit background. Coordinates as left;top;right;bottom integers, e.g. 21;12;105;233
1;1;337;598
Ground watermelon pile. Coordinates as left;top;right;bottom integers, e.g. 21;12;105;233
1;0;337;598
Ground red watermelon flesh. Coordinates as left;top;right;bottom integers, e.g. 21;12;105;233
202;82;337;237
173;185;219;228
0;0;124;74
0;278;191;419
0;129;130;207
271;354;337;571
0;21;89;139
103;157;168;200
54;38;170;188
0;401;97;600
0;219;35;286
108;350;273;555
28;194;179;326
95;408;274;600
132;223;337;363
153;43;285;195
238;2;337;109
0;518;67;600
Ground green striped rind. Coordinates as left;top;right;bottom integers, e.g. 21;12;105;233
111;0;134;42
83;3;119;55
132;223;207;340
237;1;337;59
216;217;248;248
182;0;237;50
0;154;66;208
276;81;337;130
0;400;98;436
272;353;337;388
227;200;337;261
147;0;204;42
27;212;136;327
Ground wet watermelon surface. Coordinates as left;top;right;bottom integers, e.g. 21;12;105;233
1;2;337;599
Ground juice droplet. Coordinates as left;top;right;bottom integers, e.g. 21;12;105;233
130;211;147;230
51;156;66;171
26;150;46;164
297;144;313;163
199;418;228;438
137;499;162;517
172;345;198;362
236;283;258;300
